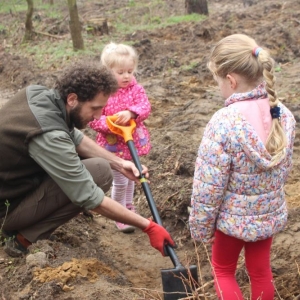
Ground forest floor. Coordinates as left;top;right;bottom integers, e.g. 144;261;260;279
0;0;300;299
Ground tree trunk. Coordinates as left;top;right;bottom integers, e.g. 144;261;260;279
22;0;34;43
185;0;209;16
67;0;84;51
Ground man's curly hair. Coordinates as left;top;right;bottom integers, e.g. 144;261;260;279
54;61;118;103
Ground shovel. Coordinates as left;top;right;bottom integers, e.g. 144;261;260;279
106;116;198;300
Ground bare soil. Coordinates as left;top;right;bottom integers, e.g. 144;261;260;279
0;0;300;299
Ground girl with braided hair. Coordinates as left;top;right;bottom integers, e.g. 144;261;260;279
189;34;295;299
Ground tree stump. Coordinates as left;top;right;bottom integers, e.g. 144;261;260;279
86;18;109;36
185;0;209;16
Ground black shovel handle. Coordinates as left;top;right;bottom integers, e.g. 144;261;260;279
106;116;183;268
127;141;182;269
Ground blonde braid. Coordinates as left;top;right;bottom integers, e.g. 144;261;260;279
257;51;287;166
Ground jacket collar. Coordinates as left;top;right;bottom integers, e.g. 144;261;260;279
225;82;267;107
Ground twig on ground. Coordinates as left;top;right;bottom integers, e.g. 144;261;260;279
292;18;300;24
33;30;65;39
295;260;300;276
129;287;163;300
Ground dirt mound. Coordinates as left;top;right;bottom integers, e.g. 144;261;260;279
0;52;57;90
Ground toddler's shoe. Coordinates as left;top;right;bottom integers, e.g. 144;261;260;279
126;204;137;214
115;222;135;233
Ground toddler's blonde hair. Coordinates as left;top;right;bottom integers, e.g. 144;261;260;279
208;34;287;167
101;42;138;72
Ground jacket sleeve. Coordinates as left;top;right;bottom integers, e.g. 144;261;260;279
189;111;231;242
88;107;111;134
29;131;105;210
127;84;151;122
280;103;296;182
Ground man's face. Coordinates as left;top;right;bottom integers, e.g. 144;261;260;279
69;93;109;129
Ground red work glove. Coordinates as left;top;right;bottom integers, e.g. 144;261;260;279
143;219;175;256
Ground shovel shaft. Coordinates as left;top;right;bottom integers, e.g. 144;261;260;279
127;141;182;268
106;117;199;297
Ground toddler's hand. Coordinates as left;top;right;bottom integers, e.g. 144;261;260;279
114;111;135;125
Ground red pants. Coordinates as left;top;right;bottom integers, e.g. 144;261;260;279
212;230;274;300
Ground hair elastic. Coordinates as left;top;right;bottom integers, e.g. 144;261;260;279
270;106;281;119
252;46;263;57
106;44;118;54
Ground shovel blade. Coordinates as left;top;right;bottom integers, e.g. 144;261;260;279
161;265;198;300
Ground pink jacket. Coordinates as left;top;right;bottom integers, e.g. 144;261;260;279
89;78;151;160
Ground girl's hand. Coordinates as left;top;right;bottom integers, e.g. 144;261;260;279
114;111;136;125
207;236;215;244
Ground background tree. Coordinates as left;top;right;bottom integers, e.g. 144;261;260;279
67;0;84;51
185;0;209;16
22;0;34;43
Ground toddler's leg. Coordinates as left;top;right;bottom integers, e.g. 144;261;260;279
125;180;135;211
212;230;244;299
111;170;135;233
111;170;128;207
245;237;274;300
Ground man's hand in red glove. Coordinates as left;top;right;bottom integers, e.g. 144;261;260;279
143;219;175;256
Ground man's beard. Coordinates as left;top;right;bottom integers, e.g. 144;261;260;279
69;104;86;129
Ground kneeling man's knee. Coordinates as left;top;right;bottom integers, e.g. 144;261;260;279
82;158;113;193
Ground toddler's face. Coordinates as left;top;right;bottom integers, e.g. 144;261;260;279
111;60;135;89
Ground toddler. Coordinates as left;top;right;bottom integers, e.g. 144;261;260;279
89;42;151;233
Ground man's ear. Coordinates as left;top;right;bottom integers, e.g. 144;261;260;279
66;93;78;107
226;74;237;89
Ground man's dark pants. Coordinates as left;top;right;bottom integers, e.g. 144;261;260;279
2;158;113;242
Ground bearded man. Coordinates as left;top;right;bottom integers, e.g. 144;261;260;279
0;62;174;257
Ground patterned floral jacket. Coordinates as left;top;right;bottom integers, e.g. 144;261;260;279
189;85;296;242
89;78;151;160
